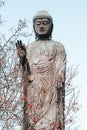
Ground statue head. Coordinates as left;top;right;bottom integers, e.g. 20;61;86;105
33;10;53;40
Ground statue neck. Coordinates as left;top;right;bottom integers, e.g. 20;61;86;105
36;35;51;41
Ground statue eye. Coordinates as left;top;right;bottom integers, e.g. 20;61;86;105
35;21;41;26
43;21;49;25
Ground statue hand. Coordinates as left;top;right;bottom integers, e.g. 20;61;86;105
15;40;26;59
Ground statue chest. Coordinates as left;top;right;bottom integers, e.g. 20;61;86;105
28;42;56;60
26;42;57;73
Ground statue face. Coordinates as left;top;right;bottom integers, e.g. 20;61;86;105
34;18;51;36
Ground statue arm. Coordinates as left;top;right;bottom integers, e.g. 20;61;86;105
54;43;66;129
16;40;33;82
55;43;66;88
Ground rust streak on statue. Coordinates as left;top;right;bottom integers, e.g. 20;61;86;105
16;10;66;130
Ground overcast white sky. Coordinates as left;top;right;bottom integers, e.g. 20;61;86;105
0;0;87;130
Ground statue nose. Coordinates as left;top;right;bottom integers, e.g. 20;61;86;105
40;26;44;30
40;26;44;29
40;23;44;28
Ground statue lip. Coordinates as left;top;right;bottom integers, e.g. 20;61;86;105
39;29;45;32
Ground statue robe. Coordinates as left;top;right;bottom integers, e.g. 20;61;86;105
21;40;66;130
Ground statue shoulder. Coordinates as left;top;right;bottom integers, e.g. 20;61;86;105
52;40;65;50
26;41;36;49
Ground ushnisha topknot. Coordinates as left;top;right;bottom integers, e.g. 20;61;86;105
33;10;53;22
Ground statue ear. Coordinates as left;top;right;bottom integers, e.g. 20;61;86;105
33;24;37;40
51;23;53;35
48;23;53;39
52;23;53;31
